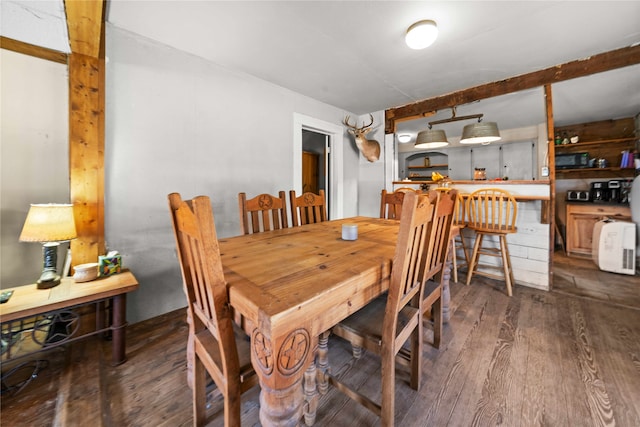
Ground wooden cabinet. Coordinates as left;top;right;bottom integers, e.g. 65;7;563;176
565;203;632;257
555;118;638;180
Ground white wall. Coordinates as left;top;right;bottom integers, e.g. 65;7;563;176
106;26;360;323
1;49;70;287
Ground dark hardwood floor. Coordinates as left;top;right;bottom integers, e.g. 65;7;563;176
2;269;640;426
552;250;640;309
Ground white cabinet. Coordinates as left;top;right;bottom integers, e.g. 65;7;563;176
471;145;501;180
501;141;537;180
447;147;472;180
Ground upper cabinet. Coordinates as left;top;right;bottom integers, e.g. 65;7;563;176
554;117;638;180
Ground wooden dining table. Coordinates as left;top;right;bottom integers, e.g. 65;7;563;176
218;216;452;426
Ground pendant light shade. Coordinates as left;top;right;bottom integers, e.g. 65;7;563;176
460;122;501;144
405;20;438;50
415;129;449;149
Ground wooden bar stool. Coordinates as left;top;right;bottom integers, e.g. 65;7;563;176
465;188;518;296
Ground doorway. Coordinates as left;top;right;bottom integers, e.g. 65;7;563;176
302;129;328;210
293;113;344;220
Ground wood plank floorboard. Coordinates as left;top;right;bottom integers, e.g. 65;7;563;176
2;271;640;426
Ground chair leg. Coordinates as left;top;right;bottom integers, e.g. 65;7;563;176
465;233;483;286
458;230;470;267
410;312;423;390
193;355;207;426
500;235;514;296
381;349;396;427
451;238;458;284
432;295;442;349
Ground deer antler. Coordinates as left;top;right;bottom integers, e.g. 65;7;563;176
343;115;357;129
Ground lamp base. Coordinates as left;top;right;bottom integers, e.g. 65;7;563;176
37;243;61;289
37;270;61;289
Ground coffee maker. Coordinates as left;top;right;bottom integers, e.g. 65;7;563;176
607;180;621;203
590;181;608;203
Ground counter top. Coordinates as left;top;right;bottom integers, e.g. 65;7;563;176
392;180;550;201
393;180;547;185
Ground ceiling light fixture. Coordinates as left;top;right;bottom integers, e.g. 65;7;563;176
405;20;438;50
415;127;448;149
398;134;412;143
460;120;501;144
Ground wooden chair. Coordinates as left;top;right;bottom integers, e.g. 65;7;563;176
329;191;441;426
289;189;327;225
434;188;470;283
420;189;457;349
238;191;288;235
168;193;257;426
379;188;420;220
465;188;518;296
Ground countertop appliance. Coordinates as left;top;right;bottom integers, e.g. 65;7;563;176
555;152;590;169
608;180;621;203
591;181;609;202
567;190;590;202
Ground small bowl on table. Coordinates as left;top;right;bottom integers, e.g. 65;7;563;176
73;263;100;283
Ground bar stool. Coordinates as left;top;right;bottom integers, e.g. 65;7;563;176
465;188;518;296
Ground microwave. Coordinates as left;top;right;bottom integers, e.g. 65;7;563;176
555;152;590;169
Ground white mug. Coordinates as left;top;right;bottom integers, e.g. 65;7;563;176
342;224;358;241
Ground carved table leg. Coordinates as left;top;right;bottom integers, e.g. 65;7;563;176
252;328;317;427
316;331;330;395
303;361;318;426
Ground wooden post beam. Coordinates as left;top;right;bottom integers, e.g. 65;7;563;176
66;0;106;266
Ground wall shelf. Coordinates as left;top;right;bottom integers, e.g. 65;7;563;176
554;118;638;180
407;163;448;169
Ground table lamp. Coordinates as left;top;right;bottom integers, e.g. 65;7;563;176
19;203;77;289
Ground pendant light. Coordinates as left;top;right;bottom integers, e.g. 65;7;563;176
415;127;449;149
460;121;501;144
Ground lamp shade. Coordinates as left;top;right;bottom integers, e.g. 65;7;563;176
460;122;501;144
19;204;77;242
405;20;438;50
415;129;449;149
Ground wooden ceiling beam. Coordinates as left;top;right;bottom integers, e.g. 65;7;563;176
0;36;68;64
385;44;640;134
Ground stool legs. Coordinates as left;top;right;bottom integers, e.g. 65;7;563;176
465;232;514;296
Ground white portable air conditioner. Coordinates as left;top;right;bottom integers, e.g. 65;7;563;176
592;219;636;275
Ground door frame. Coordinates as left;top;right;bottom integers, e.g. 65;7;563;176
293;113;344;219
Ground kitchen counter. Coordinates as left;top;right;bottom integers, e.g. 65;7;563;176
393;179;551;291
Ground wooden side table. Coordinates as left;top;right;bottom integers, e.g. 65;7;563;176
1;271;139;366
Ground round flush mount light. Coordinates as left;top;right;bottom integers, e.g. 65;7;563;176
397;134;412;143
405;20;438;50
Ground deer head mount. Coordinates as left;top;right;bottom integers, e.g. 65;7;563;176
343;114;380;162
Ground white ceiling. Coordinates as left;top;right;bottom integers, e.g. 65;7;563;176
3;1;640;144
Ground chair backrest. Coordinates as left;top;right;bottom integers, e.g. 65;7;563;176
434;187;466;226
238;191;289;235
465;188;518;232
382;191;437;336
394;187;421;193
421;189;458;283
289;190;327;226
380;189;406;220
167;193;240;382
